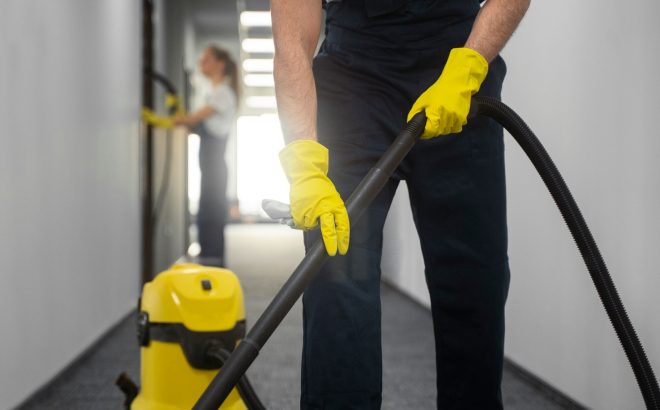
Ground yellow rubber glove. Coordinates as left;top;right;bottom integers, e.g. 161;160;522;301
165;93;186;116
279;140;350;256
142;108;174;129
407;47;489;139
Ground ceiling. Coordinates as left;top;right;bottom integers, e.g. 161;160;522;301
189;0;238;36
189;0;271;36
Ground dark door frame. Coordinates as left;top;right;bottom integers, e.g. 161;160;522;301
142;0;155;284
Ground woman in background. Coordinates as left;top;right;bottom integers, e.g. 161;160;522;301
175;45;238;267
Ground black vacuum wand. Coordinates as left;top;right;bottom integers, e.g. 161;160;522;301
194;96;660;410
193;110;426;410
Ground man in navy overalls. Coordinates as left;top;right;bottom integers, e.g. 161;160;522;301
272;0;531;408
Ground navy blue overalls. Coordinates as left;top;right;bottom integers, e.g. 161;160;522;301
302;0;509;409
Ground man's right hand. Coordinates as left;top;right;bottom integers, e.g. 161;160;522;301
279;140;350;256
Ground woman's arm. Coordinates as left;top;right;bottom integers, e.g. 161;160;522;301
174;105;216;127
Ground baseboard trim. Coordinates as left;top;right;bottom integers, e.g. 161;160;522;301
503;358;589;409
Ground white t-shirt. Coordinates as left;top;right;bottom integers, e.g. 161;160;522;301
202;82;237;138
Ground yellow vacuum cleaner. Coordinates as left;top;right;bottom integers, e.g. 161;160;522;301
117;263;265;410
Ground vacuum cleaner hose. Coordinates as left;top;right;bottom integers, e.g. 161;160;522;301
194;97;659;409
206;345;267;410
470;96;660;410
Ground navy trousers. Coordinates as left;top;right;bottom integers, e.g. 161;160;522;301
197;125;228;265
301;23;510;410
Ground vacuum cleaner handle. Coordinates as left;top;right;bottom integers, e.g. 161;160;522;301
193;112;427;410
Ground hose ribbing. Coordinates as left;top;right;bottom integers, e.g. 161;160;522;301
471;96;660;410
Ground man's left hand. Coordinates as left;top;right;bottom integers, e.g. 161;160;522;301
407;47;489;139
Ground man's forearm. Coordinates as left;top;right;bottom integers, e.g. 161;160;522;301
274;52;318;143
465;0;531;62
272;0;322;144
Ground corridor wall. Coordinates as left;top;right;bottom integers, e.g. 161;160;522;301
0;1;142;407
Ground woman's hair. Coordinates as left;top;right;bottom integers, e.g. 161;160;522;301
208;45;240;101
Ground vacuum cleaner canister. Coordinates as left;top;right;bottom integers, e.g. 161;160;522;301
132;263;248;410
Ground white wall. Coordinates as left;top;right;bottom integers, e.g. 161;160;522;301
502;0;660;408
0;1;141;408
382;1;660;408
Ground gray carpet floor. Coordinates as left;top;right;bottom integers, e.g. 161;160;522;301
18;224;581;409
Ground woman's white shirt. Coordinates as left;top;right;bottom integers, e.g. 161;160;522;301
202;82;237;138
